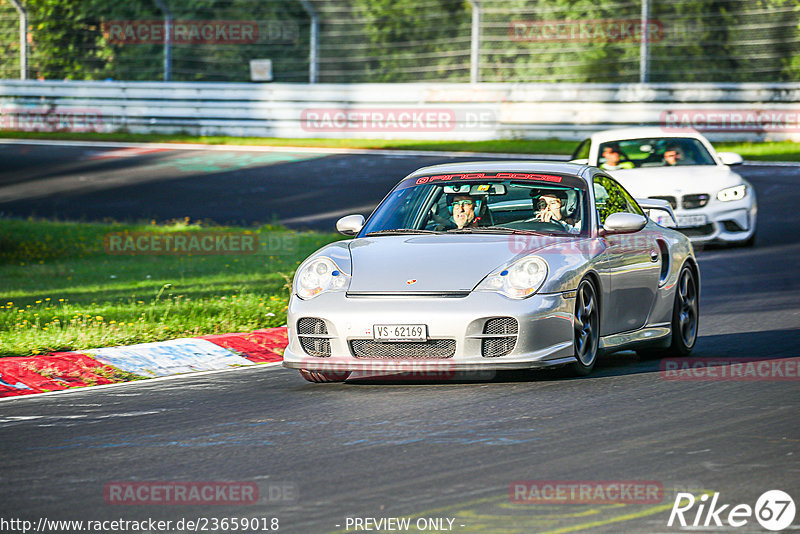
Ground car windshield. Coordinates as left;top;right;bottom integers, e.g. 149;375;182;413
598;137;716;168
361;174;589;237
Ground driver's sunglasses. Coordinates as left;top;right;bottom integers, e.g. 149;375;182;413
451;200;475;208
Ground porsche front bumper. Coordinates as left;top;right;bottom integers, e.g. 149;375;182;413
282;290;576;373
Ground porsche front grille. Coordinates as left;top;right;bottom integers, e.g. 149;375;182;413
481;317;519;358
297;318;332;357
350;339;455;359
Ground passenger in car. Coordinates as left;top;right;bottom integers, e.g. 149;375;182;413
531;190;581;233
600;143;635;170
662;146;683;166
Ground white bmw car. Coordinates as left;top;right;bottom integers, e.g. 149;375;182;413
571;127;757;246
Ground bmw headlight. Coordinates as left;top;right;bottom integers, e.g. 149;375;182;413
476;256;548;299
295;257;350;299
717;184;747;202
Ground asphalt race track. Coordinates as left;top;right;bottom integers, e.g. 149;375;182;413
1;142;799;533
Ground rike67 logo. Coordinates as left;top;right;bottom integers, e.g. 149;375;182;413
668;490;795;531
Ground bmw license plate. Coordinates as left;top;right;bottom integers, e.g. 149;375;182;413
373;324;427;342
676;214;708;228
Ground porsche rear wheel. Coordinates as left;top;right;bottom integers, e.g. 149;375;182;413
298;369;351;383
569;278;600;376
668;265;699;355
637;264;698;358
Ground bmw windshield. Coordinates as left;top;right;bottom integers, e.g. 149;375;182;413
360;172;589;237
599;137;716;168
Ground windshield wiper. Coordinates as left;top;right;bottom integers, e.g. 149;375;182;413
365;228;440;236
446;226;555;236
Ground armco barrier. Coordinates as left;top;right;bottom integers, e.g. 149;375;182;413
0;80;798;141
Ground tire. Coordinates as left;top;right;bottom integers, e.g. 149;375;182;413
568;278;600;376
667;265;699;356
298;369;351;383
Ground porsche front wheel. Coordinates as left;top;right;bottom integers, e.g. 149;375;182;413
569;278;600;376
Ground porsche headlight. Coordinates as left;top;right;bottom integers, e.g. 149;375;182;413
295;257;350;299
476;256;548;299
717;184;747;202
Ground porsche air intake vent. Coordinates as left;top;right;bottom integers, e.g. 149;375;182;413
350;339;455;359
297;318;332;357
481;317;519;358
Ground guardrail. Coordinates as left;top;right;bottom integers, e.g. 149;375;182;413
0;80;798;141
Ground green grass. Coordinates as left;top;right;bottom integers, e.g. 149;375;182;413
714;141;800;161
0;217;344;358
2;130;798;160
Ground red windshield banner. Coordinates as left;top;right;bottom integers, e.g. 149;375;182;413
414;173;564;185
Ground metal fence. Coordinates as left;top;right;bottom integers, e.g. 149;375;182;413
1;0;798;84
1;80;798;141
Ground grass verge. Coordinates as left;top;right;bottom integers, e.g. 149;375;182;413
1;130;798;160
0;217;343;358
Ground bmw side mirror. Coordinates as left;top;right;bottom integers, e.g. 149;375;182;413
336;214;365;236
601;213;647;235
718;152;743;166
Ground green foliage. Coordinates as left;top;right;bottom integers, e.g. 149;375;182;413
0;0;798;82
349;0;470;82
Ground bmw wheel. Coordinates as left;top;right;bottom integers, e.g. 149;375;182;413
569;278;600;376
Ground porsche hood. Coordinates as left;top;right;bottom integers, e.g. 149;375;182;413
345;234;556;293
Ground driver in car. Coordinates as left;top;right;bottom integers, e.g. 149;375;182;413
433;194;484;230
450;194;482;229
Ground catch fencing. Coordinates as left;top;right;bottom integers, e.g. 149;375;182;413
0;0;798;84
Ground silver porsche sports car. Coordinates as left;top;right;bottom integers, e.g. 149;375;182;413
283;161;699;382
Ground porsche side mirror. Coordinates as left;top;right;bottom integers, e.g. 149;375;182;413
601;213;647;235
718;152;743;166
336;214;365;236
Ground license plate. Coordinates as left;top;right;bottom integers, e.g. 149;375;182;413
652;213;676;228
676;214;708;228
373;324;427;342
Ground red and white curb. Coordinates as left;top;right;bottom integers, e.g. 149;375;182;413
0;327;288;398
